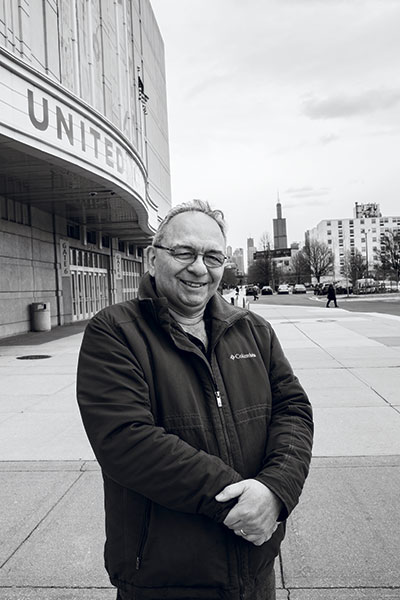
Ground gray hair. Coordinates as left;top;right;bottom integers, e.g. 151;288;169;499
153;199;227;245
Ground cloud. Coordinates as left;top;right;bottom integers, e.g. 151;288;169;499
301;89;400;119
284;187;331;206
319;134;340;145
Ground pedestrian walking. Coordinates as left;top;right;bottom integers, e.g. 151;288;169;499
253;285;259;301
77;199;313;600
326;283;338;308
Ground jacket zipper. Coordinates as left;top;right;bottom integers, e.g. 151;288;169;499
135;501;151;570
213;387;235;467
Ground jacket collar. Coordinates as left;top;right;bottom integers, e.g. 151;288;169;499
138;272;246;335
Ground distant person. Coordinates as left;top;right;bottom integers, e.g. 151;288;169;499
77;200;313;600
253;285;259;301
235;285;240;295
326;283;338;308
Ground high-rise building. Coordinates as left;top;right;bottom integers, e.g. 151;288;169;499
0;0;171;337
273;195;288;249
232;248;244;275
307;203;400;280
247;237;257;271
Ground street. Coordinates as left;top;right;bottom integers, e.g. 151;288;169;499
248;290;400;318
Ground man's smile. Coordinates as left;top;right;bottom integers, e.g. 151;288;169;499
180;279;208;288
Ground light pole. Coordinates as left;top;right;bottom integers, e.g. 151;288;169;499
365;229;371;279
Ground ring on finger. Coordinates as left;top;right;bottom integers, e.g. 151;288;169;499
239;528;248;536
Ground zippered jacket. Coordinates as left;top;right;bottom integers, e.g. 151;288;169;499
77;274;313;599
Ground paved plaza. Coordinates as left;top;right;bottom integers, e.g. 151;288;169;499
1;297;400;599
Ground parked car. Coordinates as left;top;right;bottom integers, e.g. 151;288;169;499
277;284;290;294
261;285;273;295
314;283;330;295
334;281;353;294
293;283;307;294
377;280;400;292
355;278;376;294
245;285;260;297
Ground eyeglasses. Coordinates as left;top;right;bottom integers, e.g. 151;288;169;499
153;244;227;268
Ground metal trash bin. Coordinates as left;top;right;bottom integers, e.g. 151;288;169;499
31;302;51;332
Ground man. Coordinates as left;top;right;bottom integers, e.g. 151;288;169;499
77;200;313;600
326;283;338;308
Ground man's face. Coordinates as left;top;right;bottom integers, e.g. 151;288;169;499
147;211;226;317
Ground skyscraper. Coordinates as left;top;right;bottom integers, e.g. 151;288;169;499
247;237;257;271
273;195;288;249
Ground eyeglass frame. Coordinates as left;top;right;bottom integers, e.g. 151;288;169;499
152;244;227;268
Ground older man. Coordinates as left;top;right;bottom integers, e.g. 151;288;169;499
77;200;313;600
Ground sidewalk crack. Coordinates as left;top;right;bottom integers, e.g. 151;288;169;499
0;471;85;570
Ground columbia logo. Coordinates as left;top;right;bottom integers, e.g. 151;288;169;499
230;352;257;360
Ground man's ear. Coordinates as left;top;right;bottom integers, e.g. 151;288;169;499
146;245;156;276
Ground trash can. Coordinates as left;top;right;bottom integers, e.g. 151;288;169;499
31;302;51;332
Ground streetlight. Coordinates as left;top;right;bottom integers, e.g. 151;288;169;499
365;228;371;279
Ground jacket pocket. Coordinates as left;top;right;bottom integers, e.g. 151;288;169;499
135;499;151;570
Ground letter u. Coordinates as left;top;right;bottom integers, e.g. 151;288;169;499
27;89;49;131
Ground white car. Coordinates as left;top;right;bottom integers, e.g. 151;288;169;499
277;284;290;294
293;284;307;294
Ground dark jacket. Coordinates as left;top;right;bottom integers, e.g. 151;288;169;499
327;285;336;300
77;273;313;600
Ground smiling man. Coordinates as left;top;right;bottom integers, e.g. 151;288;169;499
77;200;313;600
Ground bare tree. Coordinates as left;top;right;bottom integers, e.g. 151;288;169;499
221;264;238;288
303;239;334;283
247;232;272;286
290;251;311;284
345;249;366;286
260;231;271;251
380;231;400;281
248;258;271;287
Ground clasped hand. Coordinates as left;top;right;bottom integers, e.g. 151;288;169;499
215;479;282;546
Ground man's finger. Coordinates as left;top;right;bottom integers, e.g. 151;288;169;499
215;481;246;502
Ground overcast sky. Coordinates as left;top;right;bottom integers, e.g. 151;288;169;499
150;0;400;257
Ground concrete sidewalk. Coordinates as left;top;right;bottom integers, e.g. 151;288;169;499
1;302;400;598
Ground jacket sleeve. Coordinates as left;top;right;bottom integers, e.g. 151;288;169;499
77;312;241;523
254;323;314;520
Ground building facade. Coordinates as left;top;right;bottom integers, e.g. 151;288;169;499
0;0;171;337
307;204;400;280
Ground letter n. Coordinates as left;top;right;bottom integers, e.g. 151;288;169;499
27;89;48;131
56;107;74;145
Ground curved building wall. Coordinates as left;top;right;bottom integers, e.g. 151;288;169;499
0;0;171;337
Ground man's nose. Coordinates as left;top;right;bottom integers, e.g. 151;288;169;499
187;254;208;275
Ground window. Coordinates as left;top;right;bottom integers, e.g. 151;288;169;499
101;235;110;248
0;197;31;225
327;230;332;235
86;230;97;244
67;222;81;240
327;221;331;226
118;240;125;252
328;239;332;244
